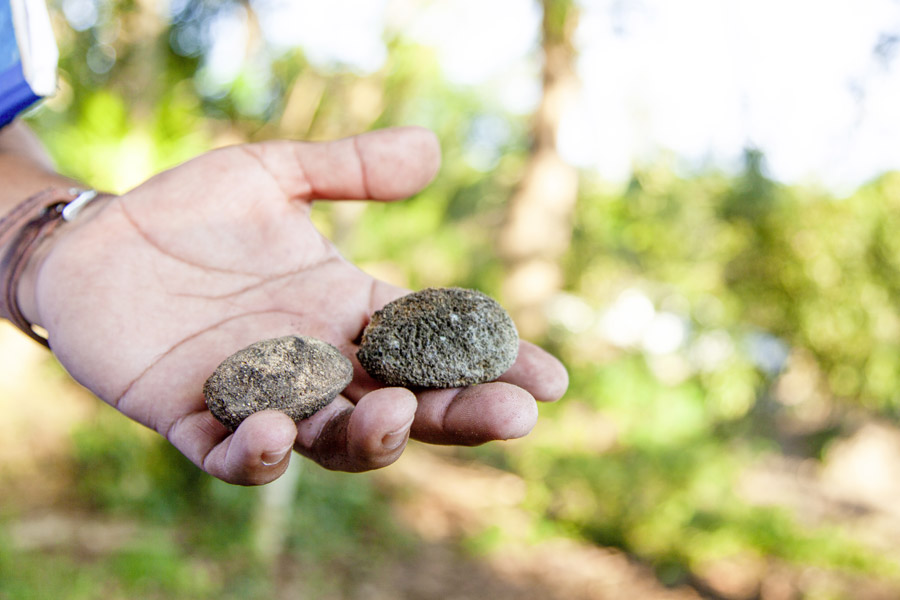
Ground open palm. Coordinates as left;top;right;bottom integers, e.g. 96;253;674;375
32;127;568;485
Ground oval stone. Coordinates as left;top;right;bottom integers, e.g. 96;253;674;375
357;287;519;388
204;335;352;431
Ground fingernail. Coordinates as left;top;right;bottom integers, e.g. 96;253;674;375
382;421;413;451
261;446;292;466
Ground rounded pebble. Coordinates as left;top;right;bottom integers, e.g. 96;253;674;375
204;335;353;431
357;287;519;388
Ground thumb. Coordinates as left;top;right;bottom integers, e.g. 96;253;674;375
201;410;299;485
247;126;442;203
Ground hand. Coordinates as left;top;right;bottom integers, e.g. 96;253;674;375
30;127;568;485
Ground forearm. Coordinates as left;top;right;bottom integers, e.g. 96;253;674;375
0;120;80;210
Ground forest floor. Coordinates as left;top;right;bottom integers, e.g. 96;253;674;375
2;323;900;599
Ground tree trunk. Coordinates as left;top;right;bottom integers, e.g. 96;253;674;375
498;0;580;340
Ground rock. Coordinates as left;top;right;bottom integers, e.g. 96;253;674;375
204;335;352;431
357;287;519;388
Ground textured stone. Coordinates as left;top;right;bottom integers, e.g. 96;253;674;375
204;335;352;431
357;287;519;388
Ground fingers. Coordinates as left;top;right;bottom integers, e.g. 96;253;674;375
167;377;542;482
292;382;538;470
251;126;442;203
294;387;418;472
411;382;538;446
498;341;570;403
160;344;560;483
166;409;299;486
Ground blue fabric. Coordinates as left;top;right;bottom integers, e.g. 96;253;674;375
1;0;19;69
0;61;37;127
0;0;40;127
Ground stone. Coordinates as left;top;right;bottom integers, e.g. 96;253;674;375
204;335;353;431
357;287;519;388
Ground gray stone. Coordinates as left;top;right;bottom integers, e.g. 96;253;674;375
204;335;352;431
357;287;519;388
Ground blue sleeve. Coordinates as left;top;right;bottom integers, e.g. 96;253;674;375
0;0;41;128
1;1;19;68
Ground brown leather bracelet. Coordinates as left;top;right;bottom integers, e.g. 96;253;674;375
0;187;97;347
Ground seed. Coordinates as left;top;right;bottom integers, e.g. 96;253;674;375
357;287;519;388
204;335;352;431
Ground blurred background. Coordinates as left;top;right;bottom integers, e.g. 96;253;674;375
3;0;900;598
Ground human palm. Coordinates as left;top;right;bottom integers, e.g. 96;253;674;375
31;127;568;485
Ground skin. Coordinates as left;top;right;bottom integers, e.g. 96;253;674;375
3;124;569;485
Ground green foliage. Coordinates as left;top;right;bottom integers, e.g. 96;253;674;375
15;409;408;598
106;534;217;598
0;527;225;600
540;155;900;581
288;465;411;560
69;408;213;523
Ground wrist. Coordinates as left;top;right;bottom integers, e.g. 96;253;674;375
0;187;106;346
